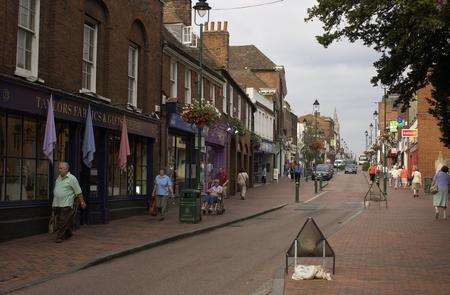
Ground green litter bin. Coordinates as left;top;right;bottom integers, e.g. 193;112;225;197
424;177;433;194
179;189;202;223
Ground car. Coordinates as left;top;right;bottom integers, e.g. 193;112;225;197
344;163;358;174
312;164;334;181
358;155;368;165
333;159;345;169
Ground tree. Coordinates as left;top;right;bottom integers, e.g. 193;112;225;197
306;0;450;147
301;123;325;167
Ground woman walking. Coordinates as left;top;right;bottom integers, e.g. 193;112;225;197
411;166;422;198
237;168;249;200
400;166;408;188
432;166;450;220
152;169;173;221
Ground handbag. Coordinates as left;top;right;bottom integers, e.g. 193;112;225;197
430;183;439;194
149;193;157;216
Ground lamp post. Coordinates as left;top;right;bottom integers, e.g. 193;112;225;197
364;130;368;150
193;0;211;190
373;110;379;140
313;99;320;193
369;123;373;146
382;87;388;195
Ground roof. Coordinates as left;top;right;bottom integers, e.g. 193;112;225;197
229;45;277;70
228;69;268;90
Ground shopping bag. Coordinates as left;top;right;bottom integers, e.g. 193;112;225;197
149;194;157;216
48;211;57;234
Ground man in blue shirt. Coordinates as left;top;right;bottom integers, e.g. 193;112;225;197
294;162;303;183
152;169;173;221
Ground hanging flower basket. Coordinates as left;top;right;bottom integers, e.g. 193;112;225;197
181;99;221;128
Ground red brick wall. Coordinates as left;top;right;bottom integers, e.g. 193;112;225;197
203;22;230;69
163;0;191;26
1;0;163;114
416;84;450;178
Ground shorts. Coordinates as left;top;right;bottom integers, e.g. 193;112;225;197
208;196;218;205
369;174;376;182
412;183;420;190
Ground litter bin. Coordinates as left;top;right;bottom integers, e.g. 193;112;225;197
424;177;433;194
179;189;202;223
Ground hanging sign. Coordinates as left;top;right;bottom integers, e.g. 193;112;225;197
401;129;418;138
389;121;398;133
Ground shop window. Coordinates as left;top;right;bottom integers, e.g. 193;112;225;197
107;133;147;198
0;113;53;202
170;60;178;99
184;69;191;104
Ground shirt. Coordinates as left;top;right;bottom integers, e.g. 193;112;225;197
294;165;303;174
411;171;422;184
53;172;82;208
208;185;223;197
155;175;172;196
401;169;408;179
217;171;228;186
434;171;450;190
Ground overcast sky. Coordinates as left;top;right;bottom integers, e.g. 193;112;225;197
205;0;384;155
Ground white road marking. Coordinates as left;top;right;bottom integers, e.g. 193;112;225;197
304;191;328;203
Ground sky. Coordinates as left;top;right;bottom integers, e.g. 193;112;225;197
204;0;384;155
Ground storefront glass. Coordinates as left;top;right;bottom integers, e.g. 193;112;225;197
168;134;190;195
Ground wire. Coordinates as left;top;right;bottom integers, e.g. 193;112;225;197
213;0;285;11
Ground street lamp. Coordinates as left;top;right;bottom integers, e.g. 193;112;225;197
369;123;373;146
313;99;320;193
364;130;368;150
373;110;379;140
193;0;211;190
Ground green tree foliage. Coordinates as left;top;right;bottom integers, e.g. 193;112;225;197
301;124;325;167
306;0;450;147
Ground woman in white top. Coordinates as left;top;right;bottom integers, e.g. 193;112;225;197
411;166;422;198
237;169;249;200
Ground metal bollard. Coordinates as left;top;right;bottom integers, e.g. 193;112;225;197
319;177;323;191
295;181;300;203
314;178;318;194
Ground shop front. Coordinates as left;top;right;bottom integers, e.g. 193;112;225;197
0;78;158;242
166;103;196;196
204;124;228;188
253;140;275;184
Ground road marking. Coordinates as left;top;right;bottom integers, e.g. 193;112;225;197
303;191;328;203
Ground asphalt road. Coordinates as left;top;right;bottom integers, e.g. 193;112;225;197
14;171;367;295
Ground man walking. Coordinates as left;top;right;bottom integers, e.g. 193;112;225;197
53;162;86;243
153;169;173;221
294;162;303;183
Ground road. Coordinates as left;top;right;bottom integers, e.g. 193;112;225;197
14;171;367;295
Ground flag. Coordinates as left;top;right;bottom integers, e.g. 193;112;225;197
43;95;57;164
118;115;130;171
82;105;96;168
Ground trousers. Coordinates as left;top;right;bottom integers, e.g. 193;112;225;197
53;206;74;240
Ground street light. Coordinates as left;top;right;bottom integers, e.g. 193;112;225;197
193;0;211;190
373;110;379;140
364;130;368;150
313;99;320;193
369;123;373;146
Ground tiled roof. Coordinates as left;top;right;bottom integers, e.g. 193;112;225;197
228;69;268;89
229;45;277;70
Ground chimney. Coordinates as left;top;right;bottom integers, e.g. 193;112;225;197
203;20;230;69
163;0;192;26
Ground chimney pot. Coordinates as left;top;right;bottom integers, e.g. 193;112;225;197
211;21;215;31
224;21;228;31
218;21;222;31
204;22;209;31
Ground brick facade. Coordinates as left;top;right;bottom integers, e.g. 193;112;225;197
163;0;191;26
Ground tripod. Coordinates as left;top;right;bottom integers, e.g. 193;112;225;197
364;178;388;208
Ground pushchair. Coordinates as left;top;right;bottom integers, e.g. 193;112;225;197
202;184;226;215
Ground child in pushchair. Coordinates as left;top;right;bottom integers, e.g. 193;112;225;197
201;179;225;215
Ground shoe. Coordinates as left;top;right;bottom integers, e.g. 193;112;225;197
435;212;439;220
55;238;64;243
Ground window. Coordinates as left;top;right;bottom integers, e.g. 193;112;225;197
16;0;40;77
170;60;178;98
107;134;148;198
128;45;138;106
210;84;216;105
184;69;191;104
238;96;242;120
229;85;233;117
222;84;227;114
82;23;97;92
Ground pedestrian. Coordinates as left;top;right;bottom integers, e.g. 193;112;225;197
152;169;173;221
216;167;229;198
52;162;86;243
368;162;377;183
411;166;422;198
237;168;249;200
261;166;267;184
390;165;399;188
207;179;223;214
290;163;295;180
432;165;450;220
400;166;408;188
294;162;303;183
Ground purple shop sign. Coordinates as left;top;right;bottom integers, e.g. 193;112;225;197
206;123;227;146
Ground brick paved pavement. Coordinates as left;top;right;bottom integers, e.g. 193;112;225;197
285;185;450;295
0;177;316;294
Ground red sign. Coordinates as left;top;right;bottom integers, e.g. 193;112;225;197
401;129;418;138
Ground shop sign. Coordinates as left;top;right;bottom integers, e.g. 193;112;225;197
389;120;398;132
0;82;158;138
401;129;418;138
205;124;227;146
260;141;274;153
169;113;196;133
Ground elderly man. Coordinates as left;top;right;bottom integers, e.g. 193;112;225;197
53;162;86;243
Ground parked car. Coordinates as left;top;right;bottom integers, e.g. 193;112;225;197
344;163;358;174
334;159;345;169
312;164;333;181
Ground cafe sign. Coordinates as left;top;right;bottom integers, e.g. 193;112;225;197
401;129;418;138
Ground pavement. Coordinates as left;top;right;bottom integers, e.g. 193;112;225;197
0;177;316;294
285;182;450;295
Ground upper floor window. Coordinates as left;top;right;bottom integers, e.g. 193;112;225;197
170;60;178;98
184;70;191;104
222;84;227;114
210;84;216;105
238;96;242;120
128;45;138;106
229;85;234;117
16;0;40;78
82;23;97;92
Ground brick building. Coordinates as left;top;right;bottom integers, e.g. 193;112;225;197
0;0;163;241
